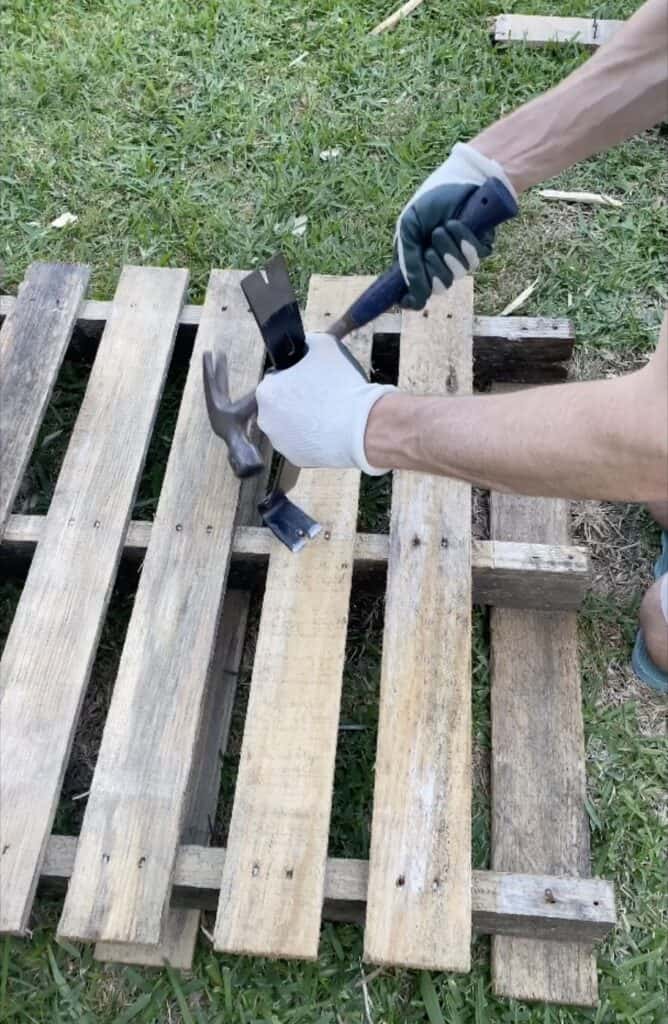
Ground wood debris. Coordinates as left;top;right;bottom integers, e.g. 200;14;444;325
371;0;427;36
538;189;623;208
498;278;539;316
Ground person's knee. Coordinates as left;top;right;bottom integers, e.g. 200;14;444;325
647;501;668;530
639;574;668;672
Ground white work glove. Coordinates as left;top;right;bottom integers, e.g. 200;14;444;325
256;333;396;474
396;142;517;309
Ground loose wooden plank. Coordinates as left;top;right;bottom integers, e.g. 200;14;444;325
491;14;624;48
94;590;251;968
0;294;574;375
2;515;589;609
0;263;90;535
43;838;616;945
213;276;375;960
490;488;597;1006
365;280;473;972
59;272;263;946
0;267;187;936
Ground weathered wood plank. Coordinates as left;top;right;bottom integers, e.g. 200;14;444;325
491;14;624;48
213;276;375;960
59;272;263;946
0;263;90;535
0;294;574;373
3;515;589;609
43;837;616;945
94;589;251;968
0;267;187;936
491;489;597;1006
365;280;473;972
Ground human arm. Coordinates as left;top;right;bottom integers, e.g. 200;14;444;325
365;314;668;502
397;0;668;308
473;0;668;193
256;315;668;503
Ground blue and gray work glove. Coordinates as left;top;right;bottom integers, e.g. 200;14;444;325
395;143;517;310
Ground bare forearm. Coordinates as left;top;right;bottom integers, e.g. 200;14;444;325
472;0;668;192
365;347;668;502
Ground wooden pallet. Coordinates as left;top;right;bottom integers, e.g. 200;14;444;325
0;263;615;1006
490;13;624;49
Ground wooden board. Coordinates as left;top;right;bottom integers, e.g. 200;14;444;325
490;489;597;1006
0;266;187;936
365;281;473;972
43;837;616;945
0;263;90;535
59;272;263;946
94;589;251;968
2;515;589;610
213;276;375;959
0;294;574;378
491;14;624;48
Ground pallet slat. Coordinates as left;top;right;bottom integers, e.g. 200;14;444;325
0;263;90;535
490;490;597;1006
213;276;375;959
0;266;187;936
42;837;616;944
3;518;589;610
365;281;473;972
58;272;263;946
94;589;251;968
491;14;624;48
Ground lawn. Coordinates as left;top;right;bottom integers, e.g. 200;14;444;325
1;0;667;1022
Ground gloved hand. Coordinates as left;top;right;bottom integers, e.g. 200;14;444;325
396;143;517;310
256;333;395;474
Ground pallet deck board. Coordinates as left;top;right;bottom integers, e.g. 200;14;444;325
213;275;376;959
0;266;188;936
94;589;251;969
58;271;264;946
365;281;473;972
0;263;90;536
490;487;597;1006
491;14;624;48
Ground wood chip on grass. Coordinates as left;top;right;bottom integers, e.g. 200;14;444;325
538;189;623;208
498;278;539;316
371;0;427;35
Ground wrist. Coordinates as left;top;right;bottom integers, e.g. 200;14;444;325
364;392;425;471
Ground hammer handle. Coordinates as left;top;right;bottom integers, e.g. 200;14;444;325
332;177;517;338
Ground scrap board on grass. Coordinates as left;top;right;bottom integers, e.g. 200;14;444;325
0;263;615;1007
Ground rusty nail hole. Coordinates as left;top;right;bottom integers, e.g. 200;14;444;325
138;856;146;868
412;535;421;548
593;900;599;906
422;309;429;318
102;853;110;863
432;878;440;891
396;875;405;888
441;537;449;549
1;844;9;855
221;305;228;311
324;531;331;541
285;868;294;880
206;525;213;534
446;313;452;319
252;862;260;877
93;520;100;529
175;523;183;532
544;888;556;904
324;311;331;317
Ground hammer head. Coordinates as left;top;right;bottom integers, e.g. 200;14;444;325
202;349;264;479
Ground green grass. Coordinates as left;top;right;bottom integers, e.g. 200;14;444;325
1;0;667;1021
